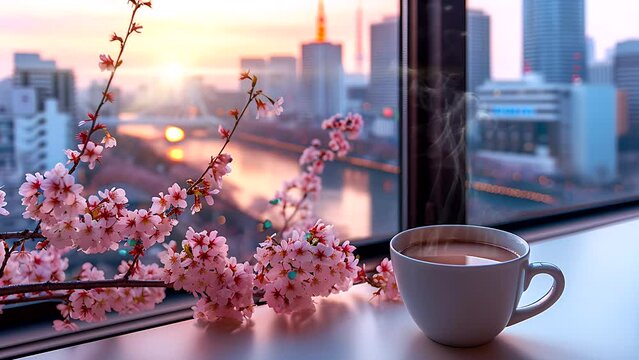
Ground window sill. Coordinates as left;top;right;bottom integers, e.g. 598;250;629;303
21;216;639;359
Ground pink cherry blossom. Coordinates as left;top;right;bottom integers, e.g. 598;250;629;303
18;172;44;198
255;99;269;119
159;228;253;321
369;258;401;302
98;54;115;72
270;113;364;238
218;125;231;139
102;133;117;148
64;149;81;164
78;141;104;170
151;192;170;213
0;189;8;216
53;320;79;331
167;183;187;209
271;97;284;116
254;222;361;314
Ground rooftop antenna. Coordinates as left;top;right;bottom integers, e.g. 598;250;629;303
316;0;326;42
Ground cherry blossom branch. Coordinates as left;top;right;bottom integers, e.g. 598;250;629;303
186;85;257;195
281;193;308;234
0;294;68;306
123;241;143;280
0;279;167;298
0;240;20;277
68;3;144;175
0;230;44;241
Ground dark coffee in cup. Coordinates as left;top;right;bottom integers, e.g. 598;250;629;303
401;239;518;266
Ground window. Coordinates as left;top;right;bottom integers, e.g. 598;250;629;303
467;0;639;225
0;0;401;352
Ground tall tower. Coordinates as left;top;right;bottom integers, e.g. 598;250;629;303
615;40;639;138
316;0;326;42
467;9;491;93
355;0;364;74
523;0;586;83
369;17;399;117
301;0;345;121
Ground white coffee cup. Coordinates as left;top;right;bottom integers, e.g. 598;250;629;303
390;225;565;347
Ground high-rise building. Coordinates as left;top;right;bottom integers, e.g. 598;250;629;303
13;53;75;113
12;90;70;174
0;80;16;176
467;10;491;93
237;56;298;116
589;62;613;85
301;0;344;121
586;37;596;66
523;0;586;83
614;40;639;138
268;56;297;113
369;16;399;117
239;58;267;89
10;53;73;174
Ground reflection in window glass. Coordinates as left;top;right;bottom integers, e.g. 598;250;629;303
467;0;635;224
0;0;399;272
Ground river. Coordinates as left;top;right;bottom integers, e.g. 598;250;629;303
117;124;400;242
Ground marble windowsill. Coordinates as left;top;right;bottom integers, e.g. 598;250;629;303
27;218;639;360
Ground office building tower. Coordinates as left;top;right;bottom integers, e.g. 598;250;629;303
589;62;613;85
369;16;399;117
0;80;15;176
268;56;298;113
301;0;344;121
12;91;70;174
586;37;596;66
523;0;586;83
13;53;75;113
614;40;639;137
239;58;267;88
467;10;491;93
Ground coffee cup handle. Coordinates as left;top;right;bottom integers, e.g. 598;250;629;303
507;262;565;326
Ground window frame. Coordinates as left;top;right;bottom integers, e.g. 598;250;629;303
6;0;639;356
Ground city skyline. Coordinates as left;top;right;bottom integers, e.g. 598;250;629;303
0;0;398;90
468;0;639;80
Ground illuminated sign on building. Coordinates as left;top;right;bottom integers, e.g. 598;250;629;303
489;105;536;119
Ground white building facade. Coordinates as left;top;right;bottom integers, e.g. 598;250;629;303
473;75;617;185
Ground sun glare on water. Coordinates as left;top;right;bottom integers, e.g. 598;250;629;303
167;147;184;161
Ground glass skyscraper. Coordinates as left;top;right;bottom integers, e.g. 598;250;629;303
615;40;639;138
467;9;491;93
523;0;586;83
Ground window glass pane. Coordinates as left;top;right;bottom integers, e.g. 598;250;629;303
0;0;399;279
467;0;630;224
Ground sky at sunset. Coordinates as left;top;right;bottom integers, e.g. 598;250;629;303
4;1;638;91
468;0;639;80
0;0;398;90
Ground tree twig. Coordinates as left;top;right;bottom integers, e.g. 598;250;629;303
281;192;308;234
0;231;44;241
0;279;168;297
0;294;68;306
0;240;21;278
186;86;257;195
68;3;141;175
123;241;142;280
